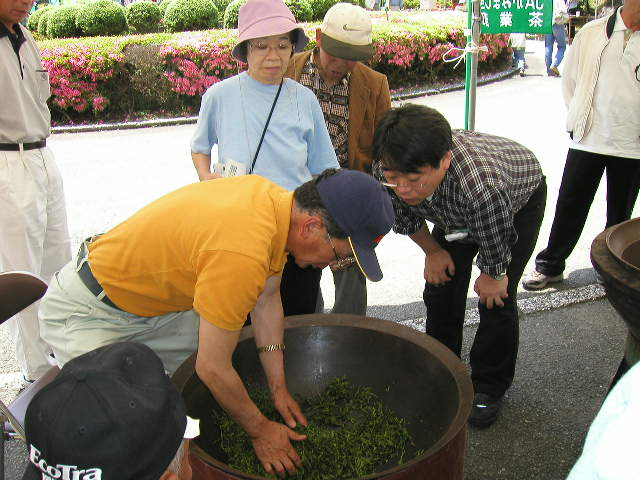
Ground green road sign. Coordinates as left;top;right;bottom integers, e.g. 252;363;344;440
480;0;553;34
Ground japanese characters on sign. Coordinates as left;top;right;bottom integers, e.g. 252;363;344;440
480;0;552;34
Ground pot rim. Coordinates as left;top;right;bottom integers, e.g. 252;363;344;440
173;314;473;479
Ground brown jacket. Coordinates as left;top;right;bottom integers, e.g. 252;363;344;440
285;50;391;174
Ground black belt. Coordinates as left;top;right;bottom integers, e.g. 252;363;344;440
0;140;46;151
76;239;121;311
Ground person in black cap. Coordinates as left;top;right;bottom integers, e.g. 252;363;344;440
22;342;199;480
39;168;394;477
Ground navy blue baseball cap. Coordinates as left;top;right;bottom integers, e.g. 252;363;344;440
316;169;394;282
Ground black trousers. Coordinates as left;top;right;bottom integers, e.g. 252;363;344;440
280;255;322;316
535;149;640;276
424;179;547;398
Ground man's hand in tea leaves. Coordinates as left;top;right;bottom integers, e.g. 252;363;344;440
251;419;306;477
272;385;308;429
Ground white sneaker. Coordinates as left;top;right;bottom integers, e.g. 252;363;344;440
522;271;564;290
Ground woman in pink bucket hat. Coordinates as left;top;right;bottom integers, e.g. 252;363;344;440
191;0;338;323
190;3;338;472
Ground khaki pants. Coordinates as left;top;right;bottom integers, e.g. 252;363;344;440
39;261;200;375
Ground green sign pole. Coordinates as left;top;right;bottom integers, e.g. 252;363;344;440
464;5;472;130
464;0;552;131
464;0;480;131
480;0;552;34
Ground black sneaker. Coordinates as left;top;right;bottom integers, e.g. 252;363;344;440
468;393;502;428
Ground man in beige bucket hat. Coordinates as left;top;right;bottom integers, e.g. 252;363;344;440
286;2;391;317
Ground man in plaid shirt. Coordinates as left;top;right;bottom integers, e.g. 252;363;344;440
373;104;547;428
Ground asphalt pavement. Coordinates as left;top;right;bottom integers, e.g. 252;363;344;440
1;39;637;479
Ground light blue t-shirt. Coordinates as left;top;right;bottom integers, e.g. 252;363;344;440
191;72;339;191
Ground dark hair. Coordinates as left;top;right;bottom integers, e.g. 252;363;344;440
373;104;453;173
240;30;297;60
293;169;347;239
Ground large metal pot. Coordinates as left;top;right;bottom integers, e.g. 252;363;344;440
173;314;473;480
592;218;640;369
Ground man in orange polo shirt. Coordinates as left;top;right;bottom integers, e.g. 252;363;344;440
38;168;393;477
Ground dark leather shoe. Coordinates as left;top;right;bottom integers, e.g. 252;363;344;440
468;393;502;428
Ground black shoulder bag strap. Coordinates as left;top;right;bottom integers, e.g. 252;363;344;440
249;78;284;174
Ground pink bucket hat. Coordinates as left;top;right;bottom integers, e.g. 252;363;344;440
232;0;310;63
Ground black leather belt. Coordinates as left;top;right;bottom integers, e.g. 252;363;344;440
76;239;121;310
0;140;46;151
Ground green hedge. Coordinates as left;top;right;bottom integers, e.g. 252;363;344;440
126;1;162;34
159;0;175;15
75;0;128;36
284;0;313;21
222;0;246;28
164;0;218;32
47;6;80;38
28;5;54;32
37;8;54;37
36;13;511;125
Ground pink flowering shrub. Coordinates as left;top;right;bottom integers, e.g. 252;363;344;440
369;25;510;85
159;30;241;96
40;43;125;114
37;15;510;123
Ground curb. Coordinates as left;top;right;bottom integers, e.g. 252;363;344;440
51;67;518;135
398;283;607;332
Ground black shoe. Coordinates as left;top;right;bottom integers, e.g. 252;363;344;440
468;393;502;428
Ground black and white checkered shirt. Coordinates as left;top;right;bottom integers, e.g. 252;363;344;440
373;130;543;277
298;49;350;168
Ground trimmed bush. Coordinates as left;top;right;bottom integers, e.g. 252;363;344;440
37;7;56;37
159;0;175;15
164;0;218;32
284;0;313;21
27;5;54;32
47;6;80;38
403;0;419;8
310;0;365;21
310;0;337;19
222;0;246;28
126;1;162;33
211;0;233;26
76;0;127;37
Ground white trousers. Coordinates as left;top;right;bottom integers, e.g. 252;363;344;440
0;146;71;380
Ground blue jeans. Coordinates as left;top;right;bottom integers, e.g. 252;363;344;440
545;24;567;70
513;48;525;70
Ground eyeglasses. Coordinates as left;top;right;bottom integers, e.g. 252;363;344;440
380;181;428;190
380;170;429;191
248;40;293;57
327;232;356;271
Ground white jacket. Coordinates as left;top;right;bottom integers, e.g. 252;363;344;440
562;8;619;143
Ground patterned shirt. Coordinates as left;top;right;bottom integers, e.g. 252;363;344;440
373;130;543;277
298;48;350;168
